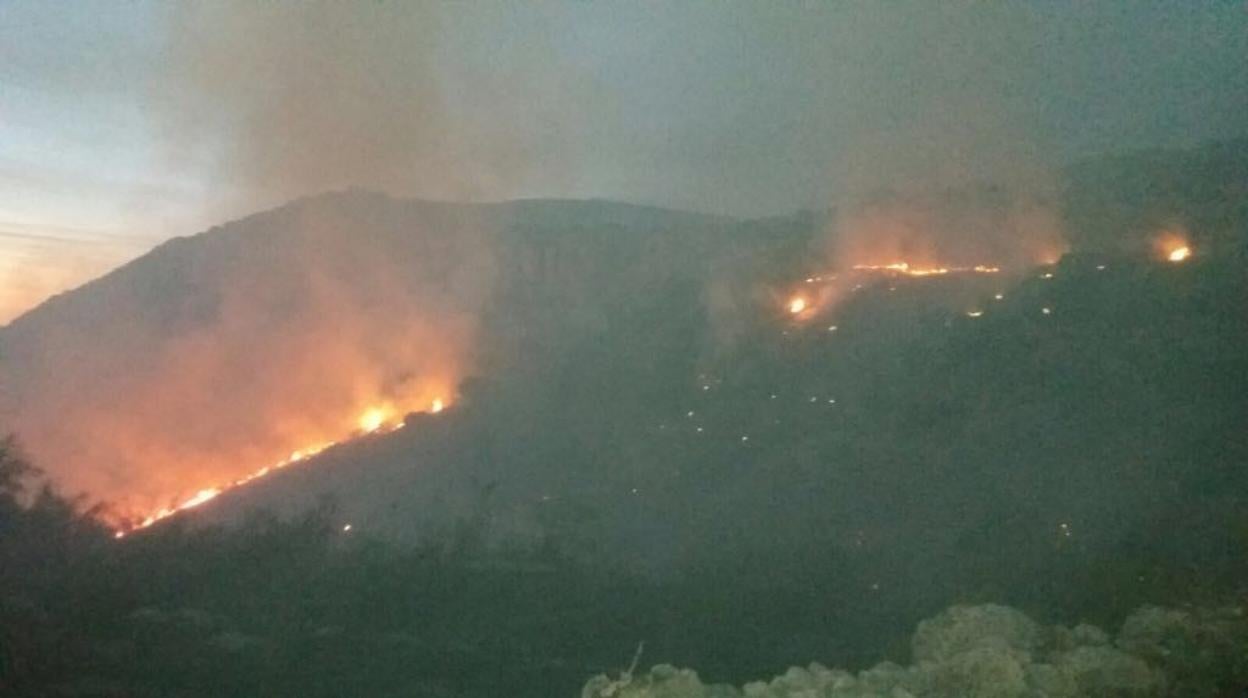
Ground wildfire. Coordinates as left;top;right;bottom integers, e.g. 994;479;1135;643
1154;230;1193;264
779;260;1003;324
113;396;450;539
358;407;388;433
851;262;1000;277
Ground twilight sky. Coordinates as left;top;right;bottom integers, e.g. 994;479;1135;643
1;1;1245;323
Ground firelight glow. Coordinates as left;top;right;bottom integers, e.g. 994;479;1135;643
1154;230;1194;264
851;262;1001;277
113;397;450;538
1167;246;1192;263
788;297;808;314
358;407;389;433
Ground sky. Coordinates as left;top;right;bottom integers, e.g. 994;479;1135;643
1;0;1245;324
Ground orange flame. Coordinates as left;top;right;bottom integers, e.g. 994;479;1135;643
113;396;450;538
358;407;389;433
851;262;1000;277
788;296;809;315
1154;230;1193;263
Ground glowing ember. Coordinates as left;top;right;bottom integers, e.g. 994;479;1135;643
788;296;808;314
431;398;445;413
1154;230;1194;263
1167;245;1191;263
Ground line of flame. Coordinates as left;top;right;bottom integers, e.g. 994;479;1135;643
113;401;443;539
850;262;1000;276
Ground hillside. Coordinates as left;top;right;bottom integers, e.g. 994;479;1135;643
0;192;747;513
1;143;1245;582
190;238;1248;609
1;141;1246;697
1062;138;1248;256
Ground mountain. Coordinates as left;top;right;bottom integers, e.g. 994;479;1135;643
189;231;1248;597
1;142;1246;614
0;191;763;514
1062;137;1248;256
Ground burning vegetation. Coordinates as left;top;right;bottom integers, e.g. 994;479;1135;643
0;193;495;526
113;397;447;537
850;262;1001;276
1154;230;1194;263
781;261;1002;320
829;185;1068;277
0;174;1245;697
5;188;1218;542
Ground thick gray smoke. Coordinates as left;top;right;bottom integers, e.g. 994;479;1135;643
820;4;1067;271
153;2;591;219
147;3;1080;225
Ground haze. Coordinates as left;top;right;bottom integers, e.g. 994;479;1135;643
3;3;1248;695
2;1;1245;323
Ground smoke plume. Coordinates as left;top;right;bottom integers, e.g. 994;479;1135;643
822;3;1068;272
152;2;590;220
0;194;496;516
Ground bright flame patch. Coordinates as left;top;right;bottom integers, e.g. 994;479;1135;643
358;407;389;433
851;262;1000;277
114;397;450;539
1154;230;1193;264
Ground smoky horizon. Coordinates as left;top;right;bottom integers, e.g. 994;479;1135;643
2;2;1247;322
1;4;1247;697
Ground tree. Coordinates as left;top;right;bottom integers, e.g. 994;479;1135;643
0;435;40;507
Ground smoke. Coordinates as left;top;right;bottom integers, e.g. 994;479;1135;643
154;2;446;210
831;189;1067;271
822;3;1068;272
152;2;593;219
0;194;497;516
6;2;1196;516
693;4;1071;345
0;1;577;516
147;1;1080;233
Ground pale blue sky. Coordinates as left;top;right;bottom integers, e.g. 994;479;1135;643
1;1;1245;322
